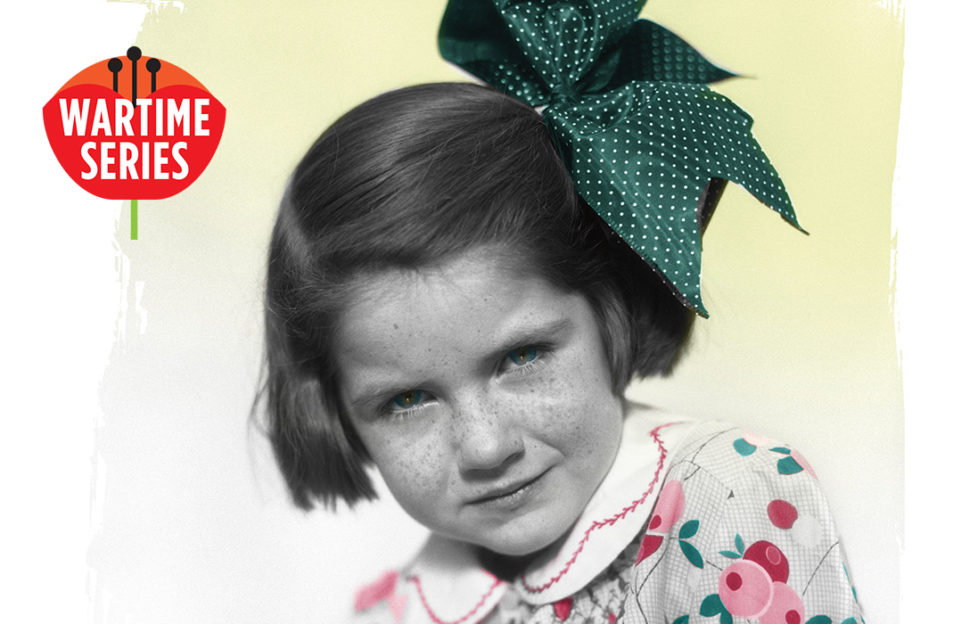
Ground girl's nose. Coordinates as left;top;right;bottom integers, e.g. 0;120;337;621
453;398;524;473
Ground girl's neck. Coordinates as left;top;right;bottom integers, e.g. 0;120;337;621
476;547;542;582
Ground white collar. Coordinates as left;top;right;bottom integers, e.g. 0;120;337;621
396;408;694;624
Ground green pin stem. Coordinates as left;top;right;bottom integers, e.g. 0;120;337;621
131;199;138;240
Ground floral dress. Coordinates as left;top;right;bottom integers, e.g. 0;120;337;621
350;410;864;624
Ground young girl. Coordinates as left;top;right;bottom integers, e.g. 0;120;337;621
260;3;863;623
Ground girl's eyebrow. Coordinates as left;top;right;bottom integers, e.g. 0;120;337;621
492;315;573;354
346;385;408;416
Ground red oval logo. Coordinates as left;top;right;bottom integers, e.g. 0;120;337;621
42;47;225;202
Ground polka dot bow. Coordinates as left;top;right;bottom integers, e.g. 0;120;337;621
438;0;802;316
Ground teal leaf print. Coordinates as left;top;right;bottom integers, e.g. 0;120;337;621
777;456;804;475
672;616;690;624
770;446;791;454
700;595;733;624
700;594;723;617
841;619;858;624
679;540;704;568
733;438;756;456
679;519;699;539
805;617;832;624
720;533;744;557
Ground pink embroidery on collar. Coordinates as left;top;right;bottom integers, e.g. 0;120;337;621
408;573;504;624
519;423;672;594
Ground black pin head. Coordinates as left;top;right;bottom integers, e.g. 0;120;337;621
107;57;123;73
127;46;142;62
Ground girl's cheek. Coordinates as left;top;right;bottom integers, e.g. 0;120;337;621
389;441;439;482
527;360;603;410
373;434;450;508
368;418;444;461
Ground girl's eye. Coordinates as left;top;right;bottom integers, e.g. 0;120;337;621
391;390;421;409
391;390;425;409
507;346;538;367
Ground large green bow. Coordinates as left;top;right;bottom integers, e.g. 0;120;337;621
439;0;802;316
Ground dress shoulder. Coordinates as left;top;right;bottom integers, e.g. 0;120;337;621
622;420;864;624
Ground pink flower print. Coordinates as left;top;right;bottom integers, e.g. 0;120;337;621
354;570;407;622
743;540;789;583
636;479;685;564
552;596;573;621
759;582;805;624
735;433;817;480
770;446;817;478
789;448;816;478
648;480;685;532
718;560;774;618
767;500;799;529
713;540;797;623
742;431;777;447
635;534;664;563
734;431;778;456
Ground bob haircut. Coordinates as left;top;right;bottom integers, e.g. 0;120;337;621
261;82;700;509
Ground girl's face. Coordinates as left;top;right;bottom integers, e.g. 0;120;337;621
335;246;624;557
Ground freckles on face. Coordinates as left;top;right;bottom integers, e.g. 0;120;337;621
334;247;624;556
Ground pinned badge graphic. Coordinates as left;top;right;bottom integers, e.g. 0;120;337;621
42;46;226;239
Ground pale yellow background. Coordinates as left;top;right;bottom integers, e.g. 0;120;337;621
4;1;906;622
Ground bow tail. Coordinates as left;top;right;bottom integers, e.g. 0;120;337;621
544;82;800;316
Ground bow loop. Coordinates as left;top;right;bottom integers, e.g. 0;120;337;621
439;0;552;105
603;19;736;89
496;0;637;94
543;3;588;91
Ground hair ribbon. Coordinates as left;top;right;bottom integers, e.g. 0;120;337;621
439;0;802;316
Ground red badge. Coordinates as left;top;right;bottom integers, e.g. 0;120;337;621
42;46;226;238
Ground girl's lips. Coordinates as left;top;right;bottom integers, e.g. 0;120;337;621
468;470;549;507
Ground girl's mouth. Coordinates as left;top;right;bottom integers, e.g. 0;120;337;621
469;470;549;509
